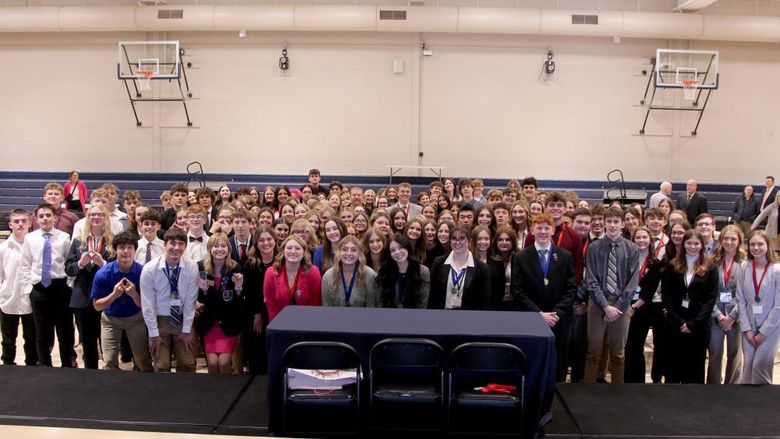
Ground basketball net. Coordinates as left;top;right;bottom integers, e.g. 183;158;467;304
137;70;154;92
682;79;698;101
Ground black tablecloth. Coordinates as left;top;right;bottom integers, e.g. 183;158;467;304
266;306;556;437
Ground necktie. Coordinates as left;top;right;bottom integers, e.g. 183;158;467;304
189;236;203;242
167;266;182;328
145;243;153;263
538;249;549;284
606;242;618;296
240;243;247;261
41;232;52;288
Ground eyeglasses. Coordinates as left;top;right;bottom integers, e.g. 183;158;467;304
188;215;204;220
451;236;468;243
293;230;309;235
89;213;105;217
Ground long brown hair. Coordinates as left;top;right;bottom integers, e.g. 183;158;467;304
672;229;709;276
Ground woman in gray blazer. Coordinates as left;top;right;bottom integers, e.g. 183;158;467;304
706;225;745;384
321;235;380;308
736;230;780;384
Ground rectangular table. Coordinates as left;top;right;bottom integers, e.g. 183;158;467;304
266;306;556;437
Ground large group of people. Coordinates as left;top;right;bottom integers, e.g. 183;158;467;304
0;169;778;385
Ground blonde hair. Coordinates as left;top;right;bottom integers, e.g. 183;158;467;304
711;224;747;265
203;232;238;275
79;204;115;259
329;235;367;293
290;218;320;252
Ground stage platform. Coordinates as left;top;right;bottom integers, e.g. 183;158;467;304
0;366;778;438
542;383;780;439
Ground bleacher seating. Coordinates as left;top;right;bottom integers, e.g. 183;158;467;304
0;171;754;233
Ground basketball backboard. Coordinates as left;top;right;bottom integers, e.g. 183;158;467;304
118;40;180;79
655;49;719;89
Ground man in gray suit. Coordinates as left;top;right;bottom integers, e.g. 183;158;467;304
391;182;422;219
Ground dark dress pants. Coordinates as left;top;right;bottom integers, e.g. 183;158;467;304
1;311;38;365
30;280;74;367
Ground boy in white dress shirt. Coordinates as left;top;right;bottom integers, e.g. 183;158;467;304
0;209;37;365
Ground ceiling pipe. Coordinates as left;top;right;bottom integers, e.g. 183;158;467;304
0;5;779;43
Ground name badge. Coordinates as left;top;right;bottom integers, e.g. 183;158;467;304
682;299;690;309
753;305;763;315
719;292;733;303
633;293;640;301
451;294;462;309
170;298;182;307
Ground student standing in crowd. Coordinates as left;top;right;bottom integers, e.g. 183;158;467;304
488;225;518;310
0;209;37;366
312;219;346;273
376;233;430;309
65;204;114;369
428;224;491;310
512;212;577;382
624;227;663;383
737;230;780;384
321;236;380;307
264;235;321;322
91;231;153;372
196;233;245;374
30;183;79;236
135;210;164;265
662;229;718;384
707;224;745;384
140;228;199;373
241;226;278;375
19;203;75;367
583;207;639;384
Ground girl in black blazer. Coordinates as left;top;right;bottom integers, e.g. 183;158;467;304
487;225;518;310
624;227;664;383
428;224;491;310
662;229;718;384
65;204;115;369
196;232;245;374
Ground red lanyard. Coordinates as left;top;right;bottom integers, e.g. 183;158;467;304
285;267;301;301
752;260;770;298
556;224;566;247
582;240;589;259
639;256;650;282
722;257;735;286
88;235;103;254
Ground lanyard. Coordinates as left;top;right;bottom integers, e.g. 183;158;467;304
285;267;301;302
582;239;589;259
87;235;103;254
752;260;770;301
164;265;180;294
340;267;357;302
722;257;735;287
538;248;551;279
555;224;566;247
450;266;467;293
639;256;650;282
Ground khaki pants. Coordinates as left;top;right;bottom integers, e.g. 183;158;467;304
154;316;196;373
101;313;153;372
584;300;631;383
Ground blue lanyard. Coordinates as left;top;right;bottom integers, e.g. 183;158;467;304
164;265;179;294
538;248;551;279
340;267;357;302
450;266;467;292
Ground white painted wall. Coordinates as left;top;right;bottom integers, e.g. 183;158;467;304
0;23;777;183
